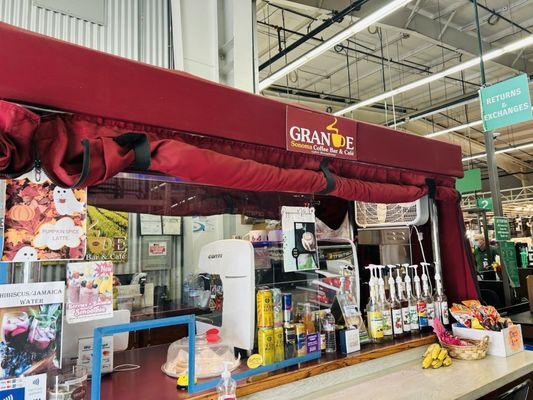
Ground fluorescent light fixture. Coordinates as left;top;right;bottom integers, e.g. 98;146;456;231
335;34;533;115
427;106;533;138
426;120;483;138
258;0;413;91
462;142;533;162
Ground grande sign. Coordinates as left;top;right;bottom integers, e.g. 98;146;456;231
286;107;357;160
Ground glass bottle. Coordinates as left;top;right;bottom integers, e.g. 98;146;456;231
434;274;449;326
366;282;383;343
322;311;337;353
379;287;393;341
405;274;419;333
423;281;435;331
397;269;411;335
389;276;404;338
302;302;315;334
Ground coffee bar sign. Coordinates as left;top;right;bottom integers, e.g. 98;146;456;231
286;107;356;160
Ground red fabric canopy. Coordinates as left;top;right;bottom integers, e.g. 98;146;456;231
0;22;463;179
35;114;429;204
0;23;479;303
0;101;39;177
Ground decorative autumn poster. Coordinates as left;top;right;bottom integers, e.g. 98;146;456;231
86;206;128;263
66;261;113;324
0;281;64;380
2;171;86;262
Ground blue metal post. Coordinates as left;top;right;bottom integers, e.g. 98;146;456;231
0;263;8;284
187;317;195;391
90;315;196;400
91;326;104;398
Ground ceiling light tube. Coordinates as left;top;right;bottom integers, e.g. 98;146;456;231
427;106;532;138
335;34;533;115
462;142;533;162
426;120;483;138
258;0;414;92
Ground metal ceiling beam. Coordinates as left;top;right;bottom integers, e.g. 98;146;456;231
283;0;533;72
258;0;369;71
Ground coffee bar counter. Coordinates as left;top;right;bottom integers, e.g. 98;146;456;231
97;334;436;400
262;347;533;400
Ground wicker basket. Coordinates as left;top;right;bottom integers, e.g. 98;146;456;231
439;336;489;360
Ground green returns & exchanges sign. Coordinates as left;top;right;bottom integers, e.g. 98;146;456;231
480;74;532;131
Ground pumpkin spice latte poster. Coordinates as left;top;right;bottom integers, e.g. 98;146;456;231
2;170;87;262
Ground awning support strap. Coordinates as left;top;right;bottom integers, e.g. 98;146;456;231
114;133;151;170
317;158;335;195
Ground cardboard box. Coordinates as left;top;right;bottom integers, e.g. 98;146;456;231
452;323;524;357
339;328;360;354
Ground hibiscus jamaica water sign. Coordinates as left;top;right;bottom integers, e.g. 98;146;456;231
286;106;357;160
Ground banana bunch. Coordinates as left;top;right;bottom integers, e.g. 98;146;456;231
422;343;452;369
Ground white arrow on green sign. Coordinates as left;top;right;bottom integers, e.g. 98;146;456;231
480;74;532;131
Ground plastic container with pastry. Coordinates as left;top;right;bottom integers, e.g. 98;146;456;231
161;328;240;379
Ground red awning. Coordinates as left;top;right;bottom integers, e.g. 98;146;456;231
0;23;478;303
35;113;429;204
0;101;38;177
0;22;463;179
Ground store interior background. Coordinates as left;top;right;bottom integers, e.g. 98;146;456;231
1;0;533;387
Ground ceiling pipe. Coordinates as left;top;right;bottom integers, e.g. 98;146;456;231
266;84;412;113
468;0;531;34
259;0;370;71
384;92;480;126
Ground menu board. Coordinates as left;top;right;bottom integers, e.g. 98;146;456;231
2;170;86;262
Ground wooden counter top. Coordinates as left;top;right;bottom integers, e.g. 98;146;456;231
99;333;435;400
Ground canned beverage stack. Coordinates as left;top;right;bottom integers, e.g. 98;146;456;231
257;287;286;365
256;288;274;365
257;327;274;365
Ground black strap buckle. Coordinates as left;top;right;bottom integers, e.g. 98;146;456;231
114;133;151;171
317;158;335;195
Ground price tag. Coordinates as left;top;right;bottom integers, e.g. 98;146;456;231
507;325;522;351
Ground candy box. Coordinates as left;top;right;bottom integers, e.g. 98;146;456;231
452;323;523;357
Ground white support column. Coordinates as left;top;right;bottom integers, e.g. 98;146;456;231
218;0;257;92
171;0;220;82
171;0;257;89
170;0;257;279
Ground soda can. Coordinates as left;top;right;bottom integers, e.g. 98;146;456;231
257;327;274;365
282;293;292;324
294;322;307;357
284;323;296;359
274;326;284;362
257;288;273;328
271;288;283;328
